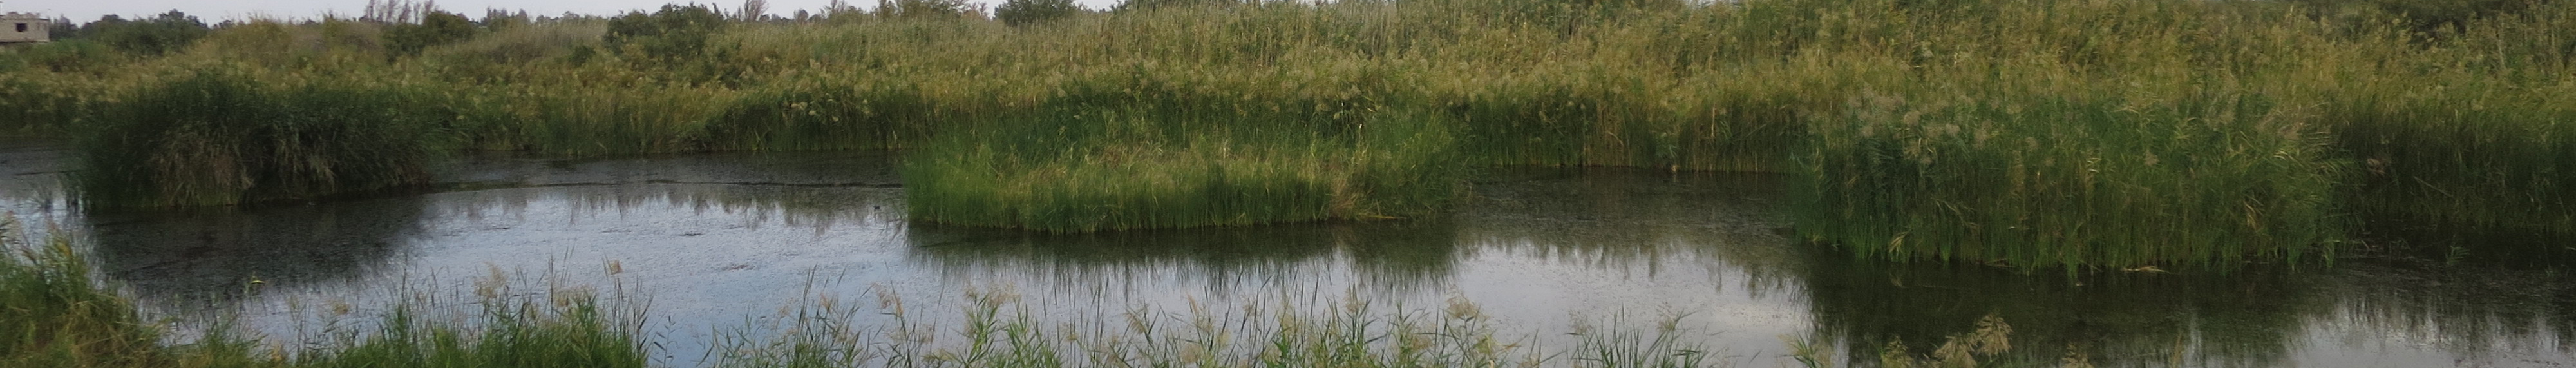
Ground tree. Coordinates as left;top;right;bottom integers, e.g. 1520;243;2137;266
997;0;1081;27
384;11;479;56
86;11;209;56
605;5;728;62
877;0;975;19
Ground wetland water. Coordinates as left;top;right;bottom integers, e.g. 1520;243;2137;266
4;141;2575;367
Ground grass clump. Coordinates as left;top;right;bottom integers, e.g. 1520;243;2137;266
906;100;1464;232
713;287;1718;368
1795;85;2344;268
292;296;648;368
2331;82;2576;257
0;224;168;367
77;69;448;207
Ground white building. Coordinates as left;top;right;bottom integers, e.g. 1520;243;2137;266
0;6;48;44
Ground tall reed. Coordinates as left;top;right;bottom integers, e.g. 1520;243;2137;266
1796;83;2345;268
77;68;450;207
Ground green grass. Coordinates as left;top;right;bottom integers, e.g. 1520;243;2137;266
75;68;450;207
2329;81;2576;260
0;224;166;367
1795;84;2346;268
701;77;946;151
904;92;1465;231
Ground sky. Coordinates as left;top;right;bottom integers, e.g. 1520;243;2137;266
6;0;1121;23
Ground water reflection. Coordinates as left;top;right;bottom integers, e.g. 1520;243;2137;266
1803;258;2316;367
2304;263;2576;365
86;199;427;305
908;220;1461;296
10;149;2576;367
905;167;1797;300
1455;168;1802;295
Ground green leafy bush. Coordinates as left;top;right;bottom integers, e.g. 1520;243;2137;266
79;11;210;57
605;5;728;62
997;0;1083;26
384;11;480;56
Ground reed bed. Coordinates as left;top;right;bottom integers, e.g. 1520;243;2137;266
903;92;1464;231
1797;84;2346;267
76;68;449;207
7;0;2575;266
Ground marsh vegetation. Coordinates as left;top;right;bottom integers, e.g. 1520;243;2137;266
8;0;2576;365
10;0;2570;268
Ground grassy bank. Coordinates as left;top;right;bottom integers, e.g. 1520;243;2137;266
6;0;2575;266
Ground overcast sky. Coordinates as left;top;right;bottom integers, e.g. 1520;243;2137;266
7;0;1120;23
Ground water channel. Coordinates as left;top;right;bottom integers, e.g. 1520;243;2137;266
3;140;2573;367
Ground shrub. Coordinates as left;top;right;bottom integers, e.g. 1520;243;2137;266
605;5;728;62
80;11;210;57
997;0;1083;26
0;41;118;73
1114;0;1243;12
878;0;978;19
384;11;480;57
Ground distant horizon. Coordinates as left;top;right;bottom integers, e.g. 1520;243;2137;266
7;0;1124;24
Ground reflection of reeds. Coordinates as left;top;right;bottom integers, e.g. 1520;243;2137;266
1801;257;2315;367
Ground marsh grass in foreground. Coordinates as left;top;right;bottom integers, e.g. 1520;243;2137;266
706;285;1729;368
0;217;649;368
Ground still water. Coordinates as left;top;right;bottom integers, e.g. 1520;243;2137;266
3;141;2574;367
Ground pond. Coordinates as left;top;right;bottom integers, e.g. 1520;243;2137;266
3;140;2573;367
